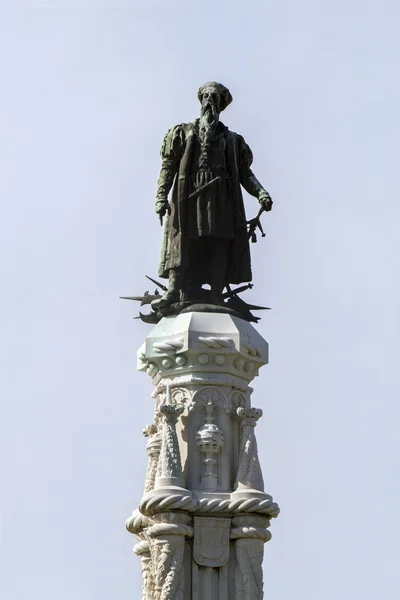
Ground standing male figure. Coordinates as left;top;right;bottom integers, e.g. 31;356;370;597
153;81;272;310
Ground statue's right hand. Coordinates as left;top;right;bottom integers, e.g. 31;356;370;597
155;200;169;217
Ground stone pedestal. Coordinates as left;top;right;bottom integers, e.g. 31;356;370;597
126;311;279;599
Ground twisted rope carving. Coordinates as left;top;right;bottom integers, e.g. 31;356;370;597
126;510;148;534
242;342;262;357
139;493;198;516
153;337;184;353
198;336;233;349
230;526;271;542
134;539;150;555
147;522;194;538
196;497;280;517
139;493;279;517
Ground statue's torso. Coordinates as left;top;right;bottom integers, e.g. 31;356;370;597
187;127;235;239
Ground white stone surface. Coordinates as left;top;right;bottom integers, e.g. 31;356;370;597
127;311;279;599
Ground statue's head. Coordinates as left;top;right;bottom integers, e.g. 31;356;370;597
198;82;233;115
197;82;232;166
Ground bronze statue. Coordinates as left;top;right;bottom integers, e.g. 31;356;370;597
152;82;272;313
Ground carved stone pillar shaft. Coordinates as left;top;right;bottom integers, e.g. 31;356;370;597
234;407;264;492
155;404;185;488
134;538;153;600
143;425;162;494
147;512;193;600
231;515;271;600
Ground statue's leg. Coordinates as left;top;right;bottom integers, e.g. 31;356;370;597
209;239;229;303
151;268;183;310
182;239;206;303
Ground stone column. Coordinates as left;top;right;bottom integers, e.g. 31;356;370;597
230;515;271;600
126;311;280;599
147;512;193;600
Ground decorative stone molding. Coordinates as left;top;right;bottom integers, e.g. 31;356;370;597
196;495;280;517
198;336;233;349
153;337;185;354
138;312;269;386
153;376;250;396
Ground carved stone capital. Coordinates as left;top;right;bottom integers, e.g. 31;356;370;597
237;406;263;427
159;403;184;425
143;423;158;437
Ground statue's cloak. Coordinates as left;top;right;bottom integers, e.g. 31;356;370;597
158;121;260;284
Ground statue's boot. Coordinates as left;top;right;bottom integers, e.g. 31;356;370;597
151;269;182;311
209;281;226;306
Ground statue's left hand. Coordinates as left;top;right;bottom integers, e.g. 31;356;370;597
260;196;273;212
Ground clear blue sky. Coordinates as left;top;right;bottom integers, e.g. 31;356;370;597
1;1;399;598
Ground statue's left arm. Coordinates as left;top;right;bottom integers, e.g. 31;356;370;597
155;125;183;217
238;135;273;211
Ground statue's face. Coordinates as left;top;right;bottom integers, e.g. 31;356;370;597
201;88;221;113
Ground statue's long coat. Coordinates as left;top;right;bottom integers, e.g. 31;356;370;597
157;121;267;284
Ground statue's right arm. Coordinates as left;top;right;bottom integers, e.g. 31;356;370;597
155;126;182;215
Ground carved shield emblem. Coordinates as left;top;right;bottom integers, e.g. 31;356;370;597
193;517;230;567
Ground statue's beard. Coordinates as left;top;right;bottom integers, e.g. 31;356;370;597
198;101;219;168
199;102;219;142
